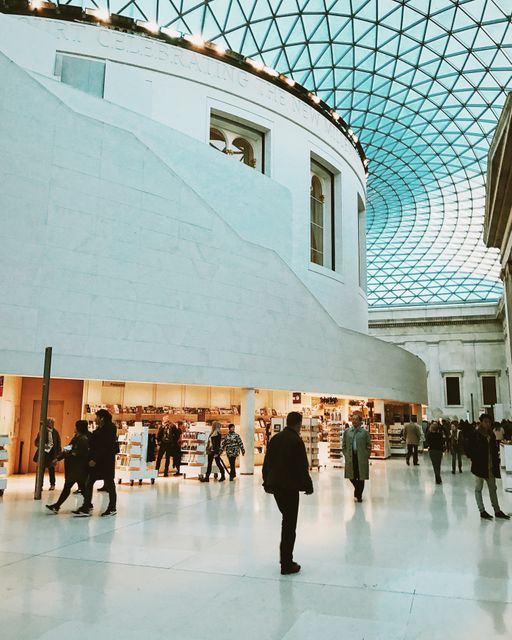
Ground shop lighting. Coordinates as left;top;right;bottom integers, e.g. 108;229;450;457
137;20;160;35
85;8;110;22
161;26;181;39
282;75;296;87
29;0;56;10
247;58;264;71
264;66;279;78
184;33;205;47
211;42;227;55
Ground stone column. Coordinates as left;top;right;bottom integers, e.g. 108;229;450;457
240;388;255;474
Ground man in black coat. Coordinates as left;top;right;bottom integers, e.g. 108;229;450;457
262;411;313;575
73;409;118;517
467;413;510;521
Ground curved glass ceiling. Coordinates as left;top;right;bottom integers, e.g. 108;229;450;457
62;0;511;306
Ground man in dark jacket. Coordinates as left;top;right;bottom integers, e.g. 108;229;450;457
262;411;313;575
33;418;62;490
73;409;118;517
468;413;510;521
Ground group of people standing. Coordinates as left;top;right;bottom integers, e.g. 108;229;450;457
201;422;246;482
37;409;118;517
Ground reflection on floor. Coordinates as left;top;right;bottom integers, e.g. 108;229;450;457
0;456;511;640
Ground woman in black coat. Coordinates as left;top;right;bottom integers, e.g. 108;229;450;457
46;420;89;513
204;422;225;482
426;421;445;484
73;409;119;517
33;418;62;490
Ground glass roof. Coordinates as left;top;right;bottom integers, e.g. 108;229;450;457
64;0;511;306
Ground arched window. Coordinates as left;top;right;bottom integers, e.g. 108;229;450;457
232;137;256;167
209;127;227;153
310;175;324;265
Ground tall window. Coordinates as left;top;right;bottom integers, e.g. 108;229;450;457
444;375;462;406
310;160;334;270
209;113;265;172
310;175;324;265
481;375;498;406
358;194;366;291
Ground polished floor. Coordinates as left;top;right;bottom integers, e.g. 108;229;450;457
0;455;511;640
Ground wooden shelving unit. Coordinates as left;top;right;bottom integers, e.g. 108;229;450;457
369;422;390;459
327;421;344;468
301;418;320;470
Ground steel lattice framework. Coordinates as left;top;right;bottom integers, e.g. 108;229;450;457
59;0;511;307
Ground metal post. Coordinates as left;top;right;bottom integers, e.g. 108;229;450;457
34;347;52;500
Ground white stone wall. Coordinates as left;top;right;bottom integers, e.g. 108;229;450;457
0;14;368;333
369;304;509;419
0;51;426;404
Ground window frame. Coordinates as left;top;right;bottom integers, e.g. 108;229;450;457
310;159;335;271
479;372;499;407
443;373;463;408
209;112;266;173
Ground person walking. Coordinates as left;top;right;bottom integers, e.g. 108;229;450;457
204;422;225;482
262;411;313;575
426;421;445;484
73;409;118;517
450;420;465;474
156;417;174;477
46;420;90;513
467;413;510;521
342;413;371;502
33;417;62;491
169;422;183;477
221;424;245;480
404;418;422;466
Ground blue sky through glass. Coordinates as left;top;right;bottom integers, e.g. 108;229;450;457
62;0;511;306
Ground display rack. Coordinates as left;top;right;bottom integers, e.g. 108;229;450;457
116;424;157;486
301;418;320;470
501;443;512;492
0;434;9;496
369;422;390;459
388;424;406;455
181;423;208;478
327;420;344;468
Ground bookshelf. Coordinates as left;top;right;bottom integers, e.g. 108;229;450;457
0;434;9;496
181;424;208;478
369;422;390;459
116;424;157;486
388;423;406;455
301;418;320;470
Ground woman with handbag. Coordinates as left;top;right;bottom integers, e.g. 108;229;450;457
204;422;225;482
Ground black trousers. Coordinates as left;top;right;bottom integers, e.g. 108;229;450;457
452;450;463;472
228;455;237;479
429;450;443;483
156;442;173;475
46;464;56;487
54;478;86;508
274;489;299;567
206;453;225;478
172;450;182;474
406;444;419;465
350;450;365;499
82;474;116;511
